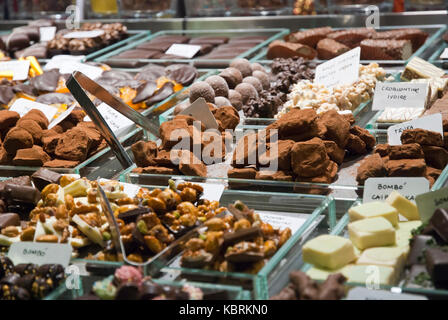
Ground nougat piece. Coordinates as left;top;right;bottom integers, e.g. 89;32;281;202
348;201;399;226
356;247;406;277
267;40;317;60
401;128;444;147
401;57;445;81
316;38;350;60
386;159;427;177
348;217;396;250
302;235;356;270
386;191;420;221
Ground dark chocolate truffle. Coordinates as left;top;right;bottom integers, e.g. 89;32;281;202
251;62;265;73
189;81;215;103
228;89;243;111
235;83;258;104
205;75;229;98
243;76;263;93
219;67;243;89
252;70;270;90
230;58;252;78
214;96;232;108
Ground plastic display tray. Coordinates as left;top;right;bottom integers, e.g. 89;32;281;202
93;28;289;69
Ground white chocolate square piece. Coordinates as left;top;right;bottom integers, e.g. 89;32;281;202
348;201;398;227
386;191;420;221
348;217;396;250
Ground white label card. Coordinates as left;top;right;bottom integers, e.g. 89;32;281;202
49;105;76;129
256;211;308;234
363;177;429;203
346;287;427;300
39;26;57;41
180;98;219;129
416;186;448;223
440;48;448;60
0;60;30;80
165;44;202;59
372;82;428;111
314;47;360;88
387;113;444;146
84;103;134;137
63;30;104;39
44;56;103;79
8;242;72;267
10;98;58;121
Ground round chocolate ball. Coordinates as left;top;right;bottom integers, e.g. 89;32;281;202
251;62;265;73
205;75;229;98
228;89;243;111
235;83;258;105
230;58;252;78
252;70;270;90
214;96;232;108
219;67;243;89
189;81;215;103
242;76;263;93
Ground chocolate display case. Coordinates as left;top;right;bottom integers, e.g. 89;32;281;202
428;40;448;70
93;28;289;69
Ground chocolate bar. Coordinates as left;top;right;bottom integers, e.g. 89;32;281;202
1;184;40;206
0;213;20;230
429;208;448;243
425;248;448;289
267;40;317;60
327;28;376;48
317;38;349;60
373;28;428;51
360;39;413;60
31;168;62;191
286;27;333;48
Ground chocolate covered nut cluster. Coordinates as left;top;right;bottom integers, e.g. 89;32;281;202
0;257;65;300
115;182;225;263
132;110;238;177
181;201;291;274
278;63;386;117
0;108;106;168
356;128;448;187
270;26;429;60
271;271;346;300
228;108;375;192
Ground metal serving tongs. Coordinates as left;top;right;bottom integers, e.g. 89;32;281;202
66;71;160;169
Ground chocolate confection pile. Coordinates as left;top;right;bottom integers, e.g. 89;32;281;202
131;107;240;177
271;271;346;300
0;109;106;168
106;34;268;68
114;182;226;263
181;201;291;273
278;62;386;116
356;128;448;187
228;108;375;190
81;266;205;300
47;23;128;57
95;64;198;110
0;257;65;300
268;27;428;61
303;195;423;286
405;208;448;290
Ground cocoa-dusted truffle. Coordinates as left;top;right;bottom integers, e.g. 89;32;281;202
16;119;43;144
356;153;387;185
250;62;265;73
3;127;34;155
54;128;92;162
18;109;49;130
214;96;232;108
228;89;243;111
189;81;215;103
0;110;20;135
243;76;263;93
235;83;258;105
230;58;252;78
212;106;240;130
205;75;229;98
290;137;330;177
252;70;270;90
43;159;80;168
12;145;51;166
219;67;243;89
131;140;157;168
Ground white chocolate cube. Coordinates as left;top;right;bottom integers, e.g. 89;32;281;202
303;235;357;270
349;201;399;227
357;247;406;281
348;217;396;250
341;264;396;286
386;191;420;221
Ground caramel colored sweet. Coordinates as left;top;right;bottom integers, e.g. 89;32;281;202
16;119;43;144
267;40;317;60
3;127;34;155
54;128;92;162
356;153;387;185
228;167;258;179
386;159;426;177
212;106;240;130
131;140;157;168
401;128;444;147
389;143;424;160
291;137;329;178
12;145;51;166
43;159;80;168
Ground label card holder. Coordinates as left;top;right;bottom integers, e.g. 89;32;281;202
49;105;76;129
416;186;448;223
8;242;72;267
180;98;219;129
63;30;104;39
0;60;30;81
387;113;444;146
165;44;202;59
39;26;57;41
372;82;428;111
84;102;135;137
440;48;448;60
10;98;58;122
314;47;360;88
363;177;430;203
